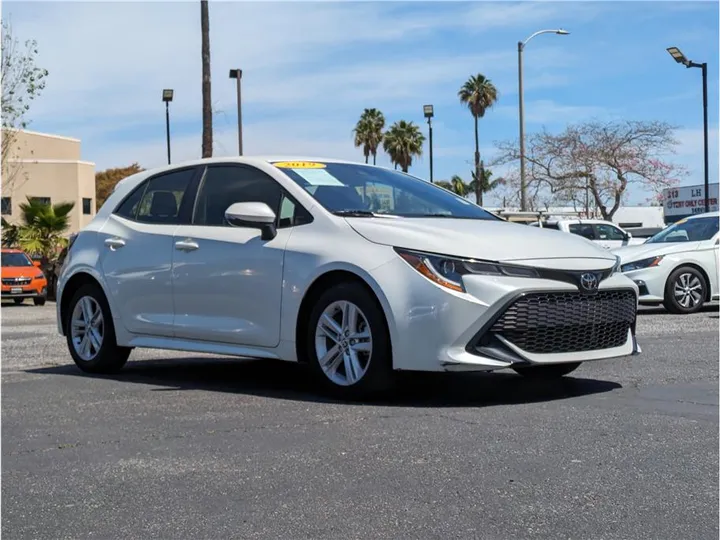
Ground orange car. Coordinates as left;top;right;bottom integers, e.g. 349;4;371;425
1;248;48;306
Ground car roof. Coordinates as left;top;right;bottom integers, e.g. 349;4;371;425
1;248;24;254
684;211;720;220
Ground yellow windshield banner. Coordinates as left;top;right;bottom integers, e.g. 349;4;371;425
273;161;326;169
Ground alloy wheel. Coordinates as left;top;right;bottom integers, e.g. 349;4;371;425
314;300;373;386
70;296;104;361
673;272;703;309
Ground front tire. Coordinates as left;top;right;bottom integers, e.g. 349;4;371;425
33;297;46;306
13;298;23;305
513;362;581;378
65;283;131;373
306;281;393;399
663;266;706;314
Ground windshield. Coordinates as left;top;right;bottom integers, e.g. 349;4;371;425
273;161;499;220
1;252;33;267
646;216;719;244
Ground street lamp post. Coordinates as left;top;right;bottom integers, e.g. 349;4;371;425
162;89;174;165
423;104;434;183
518;28;569;211
229;69;243;155
667;46;710;213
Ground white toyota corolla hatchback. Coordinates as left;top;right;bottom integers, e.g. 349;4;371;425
57;157;641;398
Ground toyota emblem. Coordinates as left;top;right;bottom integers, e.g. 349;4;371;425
580;273;599;292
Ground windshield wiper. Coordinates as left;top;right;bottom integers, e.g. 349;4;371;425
332;210;377;217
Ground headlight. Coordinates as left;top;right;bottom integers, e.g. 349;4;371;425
394;247;539;293
621;256;663;273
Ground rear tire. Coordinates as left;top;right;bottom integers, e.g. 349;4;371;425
65;283;131;374
305;281;393;399
513;362;581;378
663;266;706;314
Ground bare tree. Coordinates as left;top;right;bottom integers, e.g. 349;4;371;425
493;120;686;219
1;19;48;194
200;0;212;157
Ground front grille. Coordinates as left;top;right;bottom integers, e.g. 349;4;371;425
2;278;31;286
489;290;637;354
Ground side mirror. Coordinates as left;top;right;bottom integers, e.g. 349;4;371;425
626;232;632;239
33;260;41;267
225;202;277;240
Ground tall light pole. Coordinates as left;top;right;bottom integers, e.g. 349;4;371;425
518;28;569;210
667;46;710;213
423;104;434;183
229;69;243;155
162;89;174;165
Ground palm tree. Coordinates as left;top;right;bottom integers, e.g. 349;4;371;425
458;73;498;206
382;120;425;172
15;197;74;263
353;108;385;164
200;0;212;157
469;166;506;200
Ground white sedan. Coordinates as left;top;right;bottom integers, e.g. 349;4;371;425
56;157;641;398
613;211;719;314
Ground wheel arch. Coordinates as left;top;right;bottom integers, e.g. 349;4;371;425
59;271;115;335
294;269;394;365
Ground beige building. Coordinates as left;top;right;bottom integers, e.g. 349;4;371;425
1;129;96;234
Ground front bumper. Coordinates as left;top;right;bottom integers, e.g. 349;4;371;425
1;283;48;299
370;257;641;373
622;267;667;304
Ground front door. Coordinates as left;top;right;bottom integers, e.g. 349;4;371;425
98;167;199;337
171;164;294;347
593;223;628;250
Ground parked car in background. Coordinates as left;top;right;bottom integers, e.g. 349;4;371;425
1;248;48;305
57;157;641;398
613;211;719;314
530;218;646;250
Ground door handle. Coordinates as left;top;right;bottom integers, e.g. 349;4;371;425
175;239;199;251
104;238;126;249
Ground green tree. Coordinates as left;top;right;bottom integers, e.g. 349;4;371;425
382;120;425;173
469;166;505;200
458;73;498;206
435;175;471;197
96;162;145;210
353;108;385;164
14;197;74;262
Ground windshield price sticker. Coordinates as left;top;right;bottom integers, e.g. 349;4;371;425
273;161;326;169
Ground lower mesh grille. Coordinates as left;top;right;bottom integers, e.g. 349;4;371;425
489;290;637;354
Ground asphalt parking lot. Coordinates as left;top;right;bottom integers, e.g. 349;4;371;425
2;301;718;540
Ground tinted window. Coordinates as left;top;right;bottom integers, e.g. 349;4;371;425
30;197;50;206
274;162;498;220
115;169;195;224
543;223;560;230
1;197;11;215
82;198;92;215
277;194;313;229
595;223;625;241
1;252;32;267
193;166;283;226
646;216;720;244
568;223;595;239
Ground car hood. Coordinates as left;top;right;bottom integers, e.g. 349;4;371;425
346;217;616;263
0;266;39;278
612;241;700;262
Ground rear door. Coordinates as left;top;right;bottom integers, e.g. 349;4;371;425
98;166;202;337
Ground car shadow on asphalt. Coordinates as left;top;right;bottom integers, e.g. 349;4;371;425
28;358;621;408
638;304;719;316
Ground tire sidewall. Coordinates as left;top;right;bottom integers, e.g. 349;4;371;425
664;267;706;314
65;283;128;372
306;282;393;398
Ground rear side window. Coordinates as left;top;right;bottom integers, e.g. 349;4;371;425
568;223;595;240
114;169;196;224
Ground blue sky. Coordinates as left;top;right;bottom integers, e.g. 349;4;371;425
3;0;719;206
